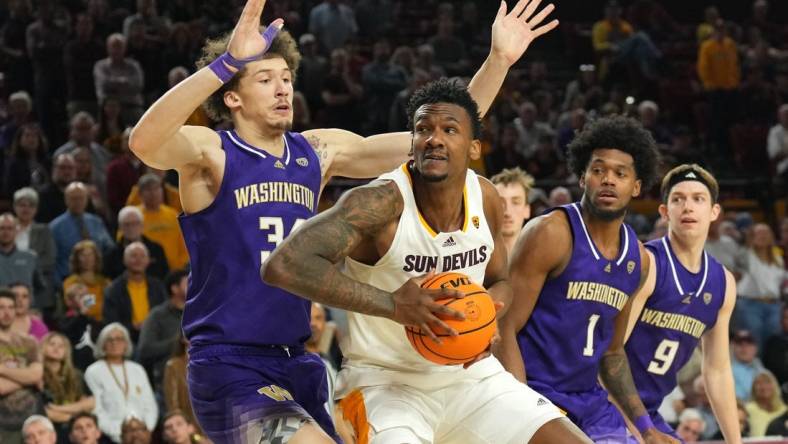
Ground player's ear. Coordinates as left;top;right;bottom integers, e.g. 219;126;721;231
632;179;642;198
224;90;242;111
658;203;669;221
578;174;586;189
710;202;721;222
469;139;481;161
408;135;414;157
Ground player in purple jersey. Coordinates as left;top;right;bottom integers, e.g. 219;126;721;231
496;116;679;444
128;0;559;441
622;164;741;442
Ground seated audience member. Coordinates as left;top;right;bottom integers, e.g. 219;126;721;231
13;188;56;308
162;411;204;444
103;242;166;340
84;323;157;443
106;129;144;218
126;170;182;213
120;416;151;444
0;288;43;442
163;332;201;435
68;412;105;444
63;240;112;322
137;269;186;390
50;182;114;283
746;370;787;437
57;283;104;372
676;408;706;443
732;329;765;401
134;174;187;270
40;332;95;434
0;213;44;304
36;153;77;224
10;282;48;340
104;206;168;280
21;415;57;444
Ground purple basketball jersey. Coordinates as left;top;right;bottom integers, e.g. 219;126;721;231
518;203;642;394
627;236;726;414
179;130;321;349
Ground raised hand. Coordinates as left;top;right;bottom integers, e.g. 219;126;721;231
227;0;283;60
491;0;559;67
390;272;466;343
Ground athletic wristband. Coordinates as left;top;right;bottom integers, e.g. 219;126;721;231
207;22;282;83
634;414;655;434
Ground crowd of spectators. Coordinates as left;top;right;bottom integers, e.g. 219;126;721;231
0;0;786;443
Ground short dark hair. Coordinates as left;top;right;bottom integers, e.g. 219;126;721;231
0;288;15;304
406;78;482;139
567;115;660;188
68;412;98;432
165;269;189;296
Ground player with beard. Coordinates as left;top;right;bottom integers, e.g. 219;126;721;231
496;116;678;443
129;0;559;441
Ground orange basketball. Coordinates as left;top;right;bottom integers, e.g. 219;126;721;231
405;272;497;365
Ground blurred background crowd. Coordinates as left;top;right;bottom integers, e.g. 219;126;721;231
0;0;788;443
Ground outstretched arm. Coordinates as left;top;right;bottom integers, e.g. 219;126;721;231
129;0;279;171
493;211;570;382
600;244;678;444
702;269;742;443
262;180;464;339
304;0;559;181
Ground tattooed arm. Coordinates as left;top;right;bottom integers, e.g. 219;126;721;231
600;243;678;444
261;180;464;339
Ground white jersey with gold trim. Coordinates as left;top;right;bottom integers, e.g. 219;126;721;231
336;163;504;397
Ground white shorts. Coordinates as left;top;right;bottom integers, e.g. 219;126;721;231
336;370;564;444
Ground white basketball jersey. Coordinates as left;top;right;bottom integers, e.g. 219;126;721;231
336;163;504;396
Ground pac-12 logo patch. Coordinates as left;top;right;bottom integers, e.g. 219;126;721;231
472;216;479;229
703;292;712;305
296;157;308;167
627;260;636;274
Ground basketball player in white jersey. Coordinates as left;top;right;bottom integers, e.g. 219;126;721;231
264;79;592;443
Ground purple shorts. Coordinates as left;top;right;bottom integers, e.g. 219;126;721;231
187;345;341;443
529;381;638;443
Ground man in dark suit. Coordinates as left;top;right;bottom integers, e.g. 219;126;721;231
103;241;166;342
13;187;56;314
104;206;168;280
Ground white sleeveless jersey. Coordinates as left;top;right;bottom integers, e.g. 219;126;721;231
336;163;504;396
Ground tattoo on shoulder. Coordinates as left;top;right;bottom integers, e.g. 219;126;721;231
339;182;402;234
305;134;330;176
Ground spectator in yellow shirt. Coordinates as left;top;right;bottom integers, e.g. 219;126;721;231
62;240;111;322
126;169;182;213
697;19;740;158
136;174;189;270
102;242;166;341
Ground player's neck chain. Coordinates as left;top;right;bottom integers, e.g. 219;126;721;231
661;236;708;298
105;359;129;400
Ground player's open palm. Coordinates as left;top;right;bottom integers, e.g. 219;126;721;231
227;0;282;60
391;273;465;342
491;0;559;67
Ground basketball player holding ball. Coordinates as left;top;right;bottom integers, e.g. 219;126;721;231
495;116;679;443
130;0;561;442
264;79;591;444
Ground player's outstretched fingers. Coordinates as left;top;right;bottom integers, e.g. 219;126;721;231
510;0;533;18
426;297;465;324
261;19;283;49
526;3;556;29
518;0;542;20
427;286;465;300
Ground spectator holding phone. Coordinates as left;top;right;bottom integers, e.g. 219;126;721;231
56;283;103;371
63;240;111;322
